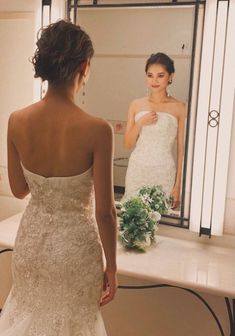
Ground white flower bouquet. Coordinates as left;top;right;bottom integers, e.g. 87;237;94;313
118;186;170;252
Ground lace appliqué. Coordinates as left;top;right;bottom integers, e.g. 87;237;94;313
123;112;178;200
0;168;106;336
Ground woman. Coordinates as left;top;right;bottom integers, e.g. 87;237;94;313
123;53;186;209
0;20;117;335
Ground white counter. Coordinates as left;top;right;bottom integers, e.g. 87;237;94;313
1;213;235;298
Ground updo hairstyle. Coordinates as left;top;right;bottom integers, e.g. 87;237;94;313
32;20;94;85
145;52;175;75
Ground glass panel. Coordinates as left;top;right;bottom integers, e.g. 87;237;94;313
72;4;204;227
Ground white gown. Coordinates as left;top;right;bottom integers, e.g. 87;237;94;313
0;164;107;336
123;111;178;200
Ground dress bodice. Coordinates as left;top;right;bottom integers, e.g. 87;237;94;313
123;111;178;200
21;164;95;213
134;111;178;155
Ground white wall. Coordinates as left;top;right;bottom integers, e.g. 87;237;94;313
0;12;35;197
0;0;65;198
0;0;39;12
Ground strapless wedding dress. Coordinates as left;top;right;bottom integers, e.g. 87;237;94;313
123;111;178;200
0;164;107;335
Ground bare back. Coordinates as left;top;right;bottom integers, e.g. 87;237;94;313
10;99;101;177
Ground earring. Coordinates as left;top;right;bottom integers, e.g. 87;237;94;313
167;79;172;97
146;87;150;96
167;86;171;97
82;82;85;104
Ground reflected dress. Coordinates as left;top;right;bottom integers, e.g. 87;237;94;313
123;111;178;200
0;164;107;336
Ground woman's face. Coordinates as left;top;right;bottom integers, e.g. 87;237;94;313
146;63;173;94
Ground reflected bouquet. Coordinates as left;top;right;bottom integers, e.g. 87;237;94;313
139;185;170;214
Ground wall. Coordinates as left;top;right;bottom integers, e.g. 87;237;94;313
0;11;35;201
0;0;65;200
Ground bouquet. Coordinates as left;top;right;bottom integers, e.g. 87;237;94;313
119;196;160;252
118;186;170;252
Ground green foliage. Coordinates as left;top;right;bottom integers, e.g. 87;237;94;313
119;185;170;252
119;197;158;252
139;185;170;214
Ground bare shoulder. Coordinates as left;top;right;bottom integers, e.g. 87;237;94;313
9;102;39;124
170;98;187;119
8;104;37;136
129;97;146;114
88;115;113;140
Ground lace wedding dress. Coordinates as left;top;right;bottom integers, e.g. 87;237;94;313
0;164;107;336
123;111;178;200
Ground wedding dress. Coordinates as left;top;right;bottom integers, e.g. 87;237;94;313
0;163;107;336
123;111;178;200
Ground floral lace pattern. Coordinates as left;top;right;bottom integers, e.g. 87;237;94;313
0;166;107;336
123;111;178;201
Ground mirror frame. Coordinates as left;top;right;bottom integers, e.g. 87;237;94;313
66;0;206;229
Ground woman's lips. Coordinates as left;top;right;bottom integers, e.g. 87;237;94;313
151;85;160;88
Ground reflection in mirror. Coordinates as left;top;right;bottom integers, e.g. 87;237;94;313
74;3;204;226
122;52;186;218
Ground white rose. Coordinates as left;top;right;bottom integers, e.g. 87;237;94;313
150;211;161;222
134;234;152;250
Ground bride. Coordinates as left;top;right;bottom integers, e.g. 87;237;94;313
123;53;187;209
0;20;117;335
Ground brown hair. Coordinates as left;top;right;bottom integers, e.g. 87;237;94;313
32;20;94;85
145;52;175;74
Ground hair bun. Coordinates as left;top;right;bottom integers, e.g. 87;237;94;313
32;20;94;85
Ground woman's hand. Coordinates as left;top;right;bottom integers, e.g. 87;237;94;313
100;269;118;306
138;111;158;127
170;186;181;209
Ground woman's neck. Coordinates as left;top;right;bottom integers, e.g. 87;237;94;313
43;83;77;104
149;91;169;104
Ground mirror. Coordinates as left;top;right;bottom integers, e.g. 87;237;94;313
70;2;204;227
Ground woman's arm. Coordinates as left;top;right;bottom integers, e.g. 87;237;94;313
7;113;29;199
93;119;118;306
170;103;187;208
124;102;143;150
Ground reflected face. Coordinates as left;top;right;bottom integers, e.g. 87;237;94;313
146;63;172;94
